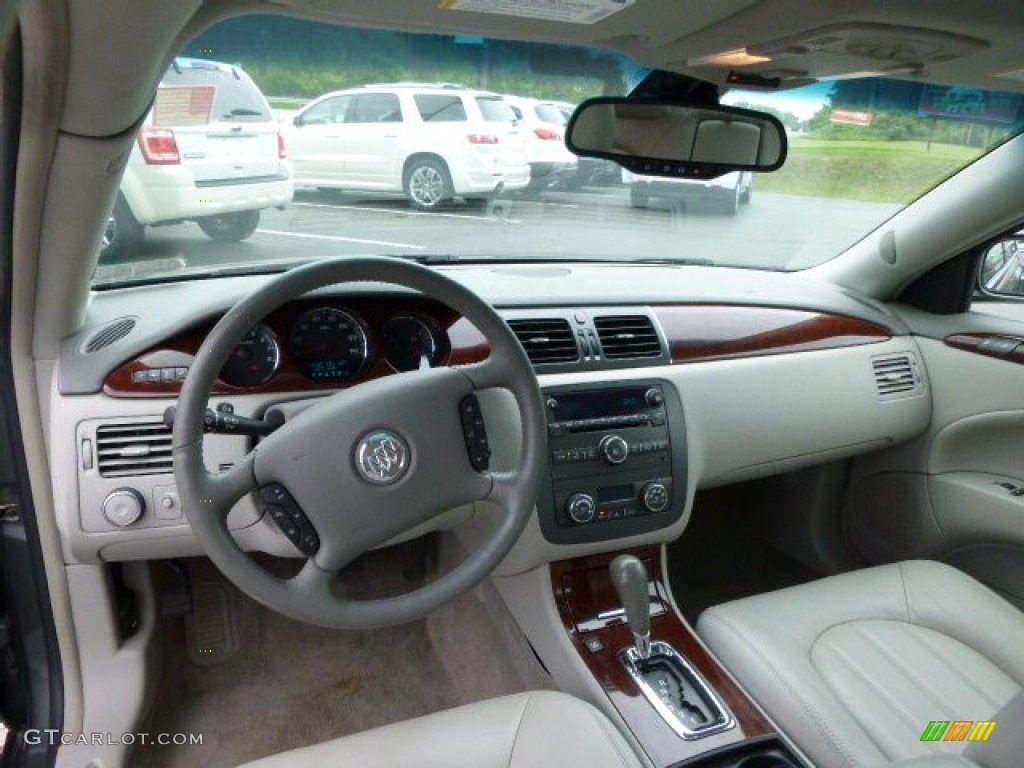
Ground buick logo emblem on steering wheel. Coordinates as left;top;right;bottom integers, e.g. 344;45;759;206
355;430;410;485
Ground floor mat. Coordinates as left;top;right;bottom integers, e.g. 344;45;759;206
667;487;822;625
133;544;552;768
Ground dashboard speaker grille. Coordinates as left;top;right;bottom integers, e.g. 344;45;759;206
594;315;662;359
507;318;579;365
872;353;923;399
96;420;173;477
84;317;137;353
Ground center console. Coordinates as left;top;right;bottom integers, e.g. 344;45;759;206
551;547;805;768
538;380;687;545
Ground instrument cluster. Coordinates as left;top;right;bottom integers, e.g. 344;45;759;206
218;305;451;389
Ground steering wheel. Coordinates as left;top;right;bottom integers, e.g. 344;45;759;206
172;257;545;628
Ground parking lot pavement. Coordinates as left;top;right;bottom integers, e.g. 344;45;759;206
93;187;900;284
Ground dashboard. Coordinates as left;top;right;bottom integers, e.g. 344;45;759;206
53;263;933;571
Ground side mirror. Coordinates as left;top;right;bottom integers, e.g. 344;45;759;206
566;97;787;178
980;236;1024;295
292;115;303;127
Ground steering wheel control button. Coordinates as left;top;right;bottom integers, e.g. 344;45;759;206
354;429;411;485
641;482;671;513
102;487;146;527
599;434;629;465
260;484;320;556
459;395;491;471
566;492;597;524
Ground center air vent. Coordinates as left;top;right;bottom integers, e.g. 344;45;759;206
872;353;923;399
96;421;173;477
594;315;662;360
507;318;579;365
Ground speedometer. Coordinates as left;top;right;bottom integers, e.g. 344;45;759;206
289;307;369;382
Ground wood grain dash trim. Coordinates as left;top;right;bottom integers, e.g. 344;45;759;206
653;305;890;364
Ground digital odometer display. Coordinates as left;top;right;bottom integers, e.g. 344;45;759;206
289;307;369;382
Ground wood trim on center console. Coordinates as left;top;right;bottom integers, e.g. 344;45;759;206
551;547;774;767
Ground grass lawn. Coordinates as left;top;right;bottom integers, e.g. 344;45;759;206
755;138;984;203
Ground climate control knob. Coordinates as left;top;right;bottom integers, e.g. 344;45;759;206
565;492;597;524
641;482;670;513
599;434;629;465
102;487;146;527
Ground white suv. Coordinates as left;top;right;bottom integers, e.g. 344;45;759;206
283;83;530;210
503;96;578;191
103;58;293;258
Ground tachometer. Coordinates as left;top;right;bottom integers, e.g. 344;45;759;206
289;307;369;382
381;315;449;372
218;324;280;388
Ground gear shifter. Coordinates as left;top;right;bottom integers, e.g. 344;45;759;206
609;554;651;659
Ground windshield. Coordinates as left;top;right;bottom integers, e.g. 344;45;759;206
92;14;1024;287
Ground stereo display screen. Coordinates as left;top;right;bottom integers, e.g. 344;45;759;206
549;387;649;422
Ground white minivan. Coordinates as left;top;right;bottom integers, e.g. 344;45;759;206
283;83;530;210
102;58;293;259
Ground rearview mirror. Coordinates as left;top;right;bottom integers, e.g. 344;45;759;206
566;98;787;178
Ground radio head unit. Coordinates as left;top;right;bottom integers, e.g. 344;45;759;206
538;380;687;546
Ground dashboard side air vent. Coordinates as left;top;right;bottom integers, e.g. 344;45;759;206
507;318;579;365
594;315;662;360
872;353;923;400
96;420;173;477
83;317;137;353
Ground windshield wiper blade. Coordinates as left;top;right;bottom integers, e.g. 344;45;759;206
390;253;462;264
633;257;714;266
222;108;264;118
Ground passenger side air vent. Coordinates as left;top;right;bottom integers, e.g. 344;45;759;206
594;315;662;360
507;318;579;365
83;317;137;353
96;420;173;477
872;353;923;400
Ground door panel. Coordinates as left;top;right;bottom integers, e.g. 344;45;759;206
845;308;1024;608
343;93;403;187
288;95;350;183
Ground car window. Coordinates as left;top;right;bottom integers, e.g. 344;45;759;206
162;60;271;122
414;94;467;122
350;93;402;123
475;96;517;123
300;95;350;125
534;104;566;125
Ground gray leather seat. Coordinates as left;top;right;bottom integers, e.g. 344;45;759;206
235;690;646;768
697;560;1024;768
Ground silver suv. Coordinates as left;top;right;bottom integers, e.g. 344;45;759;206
103;58;293;259
283;83;530;210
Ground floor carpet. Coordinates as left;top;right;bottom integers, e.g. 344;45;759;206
133;542;552;767
667;486;823;625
